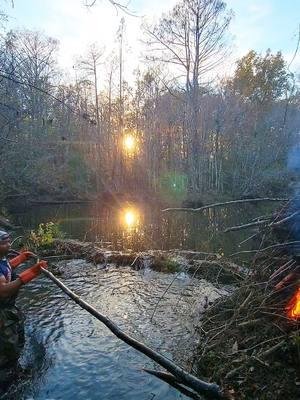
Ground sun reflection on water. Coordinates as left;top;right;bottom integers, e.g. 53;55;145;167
121;207;140;229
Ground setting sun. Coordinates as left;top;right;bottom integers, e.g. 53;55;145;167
123;134;136;152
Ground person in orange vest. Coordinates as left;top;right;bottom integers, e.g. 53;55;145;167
0;229;47;388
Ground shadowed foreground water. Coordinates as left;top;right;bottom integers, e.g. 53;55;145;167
8;260;227;400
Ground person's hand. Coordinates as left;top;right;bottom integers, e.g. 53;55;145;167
20;251;36;260
19;260;48;284
9;251;36;268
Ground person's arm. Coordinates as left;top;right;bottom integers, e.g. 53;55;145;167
0;261;47;299
9;251;35;269
0;275;23;298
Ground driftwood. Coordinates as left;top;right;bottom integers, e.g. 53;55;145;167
188;260;245;283
162;198;288;213
40;267;223;399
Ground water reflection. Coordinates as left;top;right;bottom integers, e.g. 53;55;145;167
121;207;141;230
9;201;278;255
9;261;226;400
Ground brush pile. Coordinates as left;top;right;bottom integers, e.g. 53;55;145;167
195;199;300;399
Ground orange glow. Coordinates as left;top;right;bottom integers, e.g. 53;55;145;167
123;134;136;152
125;210;135;226
287;287;300;319
121;207;140;229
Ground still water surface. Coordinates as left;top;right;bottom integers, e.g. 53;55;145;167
10;200;276;254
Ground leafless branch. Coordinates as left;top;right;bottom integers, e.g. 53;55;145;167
162;198;288;213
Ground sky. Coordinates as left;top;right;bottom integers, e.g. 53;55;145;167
1;0;300;85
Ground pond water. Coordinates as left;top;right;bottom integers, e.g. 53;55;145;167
3;200;278;399
8;200;278;255
10;261;226;400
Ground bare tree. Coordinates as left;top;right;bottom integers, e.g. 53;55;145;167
84;0;137;16
144;0;232;191
76;43;105;131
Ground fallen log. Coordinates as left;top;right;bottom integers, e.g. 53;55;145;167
41;267;223;399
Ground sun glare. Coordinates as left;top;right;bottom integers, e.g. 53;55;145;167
125;210;135;226
122;208;139;228
123;134;135;152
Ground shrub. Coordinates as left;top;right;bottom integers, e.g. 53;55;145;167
28;221;64;251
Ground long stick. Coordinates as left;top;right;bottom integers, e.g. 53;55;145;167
162;198;288;213
40;267;223;398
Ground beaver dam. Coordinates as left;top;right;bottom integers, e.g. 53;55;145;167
4;198;300;399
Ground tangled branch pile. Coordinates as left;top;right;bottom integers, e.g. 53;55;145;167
195;200;300;399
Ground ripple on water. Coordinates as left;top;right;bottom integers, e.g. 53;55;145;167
13;260;228;400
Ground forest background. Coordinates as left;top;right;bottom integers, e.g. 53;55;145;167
0;0;299;206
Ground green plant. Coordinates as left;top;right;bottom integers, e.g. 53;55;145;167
28;221;64;250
